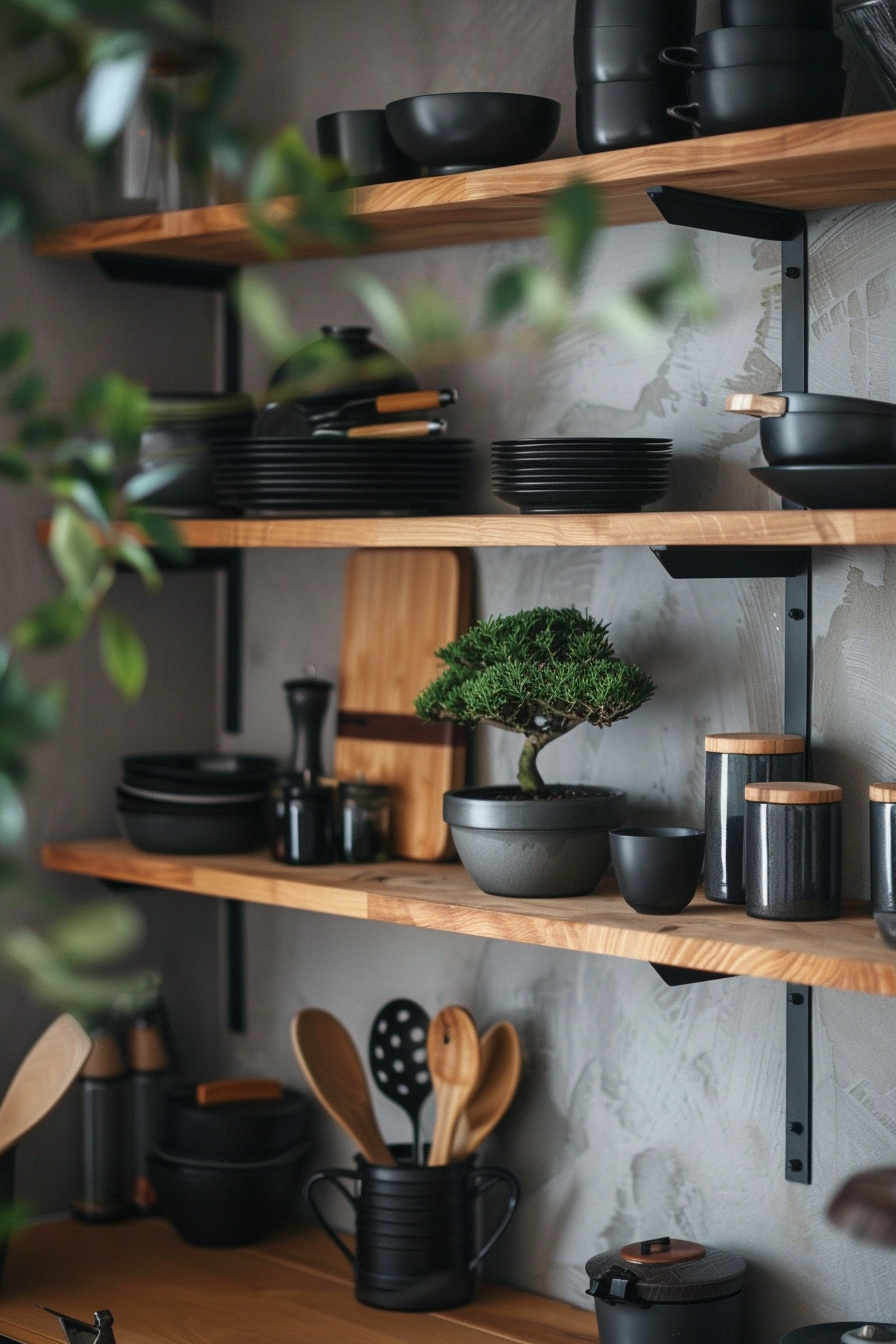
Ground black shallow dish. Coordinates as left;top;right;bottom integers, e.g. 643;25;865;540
385;93;560;174
576;0;697;27
163;1084;311;1163
148;1144;309;1247
494;485;668;513
123;753;278;793
117;802;267;855
493;437;672;448
574;25;690;82
576;78;690;152
669;63;845;136
661;25;841;69
752;464;896;508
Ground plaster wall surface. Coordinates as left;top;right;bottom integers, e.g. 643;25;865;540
206;2;896;1339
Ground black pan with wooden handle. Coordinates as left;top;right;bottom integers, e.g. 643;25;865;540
726;391;896;466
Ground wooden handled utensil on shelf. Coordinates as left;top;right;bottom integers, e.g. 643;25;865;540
726;393;788;418
310;389;458;423
313;419;448;440
450;1020;521;1162
0;1013;92;1156
427;1005;480;1167
291;1008;393;1166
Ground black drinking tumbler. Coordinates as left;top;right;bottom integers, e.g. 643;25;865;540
304;1146;519;1311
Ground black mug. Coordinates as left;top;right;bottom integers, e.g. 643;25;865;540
304;1148;519;1312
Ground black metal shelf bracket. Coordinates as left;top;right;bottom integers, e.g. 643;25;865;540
786;985;812;1184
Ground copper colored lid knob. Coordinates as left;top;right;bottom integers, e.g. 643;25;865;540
619;1238;706;1265
744;781;842;805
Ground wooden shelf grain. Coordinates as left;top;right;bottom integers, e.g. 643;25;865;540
35;510;896;551
34;111;896;264
0;1218;595;1344
41;839;896;997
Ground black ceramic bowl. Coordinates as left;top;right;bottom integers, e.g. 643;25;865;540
611;827;706;914
721;0;833;26
576;0;697;29
316;109;418;186
660;26;842;69
122;753;279;796
669;63;845;136
747;392;896;465
148;1143;309;1247
116;798;267;855
574;25;691;82
162;1084;311;1163
385;93;560;174
576;79;690;153
751;464;896;508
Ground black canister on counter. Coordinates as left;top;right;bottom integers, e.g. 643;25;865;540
273;770;336;865
704;733;805;905
744;781;842;921
72;1027;131;1224
339;780;390;862
870;783;896;915
128;1009;174;1215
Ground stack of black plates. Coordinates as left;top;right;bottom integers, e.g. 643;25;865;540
117;753;279;855
492;438;673;513
209;438;474;516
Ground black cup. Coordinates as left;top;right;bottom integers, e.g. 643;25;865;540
316;109;418;187
576;0;697;30
575;25;692;82
668;63;846;136
660;25;842;69
576;79;691;152
304;1146;519;1312
611;827;706;914
721;0;833;26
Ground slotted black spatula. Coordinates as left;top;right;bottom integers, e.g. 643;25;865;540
368;999;431;1164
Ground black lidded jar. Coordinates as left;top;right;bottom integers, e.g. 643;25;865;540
704;732;805;905
272;771;335;866
586;1236;745;1344
870;782;896;915
744;781;842;921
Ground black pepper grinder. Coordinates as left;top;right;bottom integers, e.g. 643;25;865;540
272;669;336;865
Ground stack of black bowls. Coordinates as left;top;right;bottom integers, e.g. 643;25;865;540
492;437;673;513
662;0;845;136
116;753;279;855
574;0;697;152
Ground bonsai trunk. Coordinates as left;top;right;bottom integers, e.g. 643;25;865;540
517;739;545;794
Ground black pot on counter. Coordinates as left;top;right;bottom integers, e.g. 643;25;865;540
586;1236;746;1344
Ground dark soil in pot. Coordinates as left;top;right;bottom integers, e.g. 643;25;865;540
444;785;627;898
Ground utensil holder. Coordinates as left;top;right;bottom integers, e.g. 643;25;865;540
304;1146;519;1311
744;781;842;921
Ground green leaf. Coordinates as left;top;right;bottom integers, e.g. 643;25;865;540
12;594;91;650
2;925;161;1020
0;776;26;852
404;285;464;349
545;180;603;288
48;505;104;594
484;263;569;331
123;463;183;503
98;608;146;701
0;328;31;374
47;899;145;968
483;266;530;325
0;452;32;483
127;508;189;565
77;49;149;148
75;374;149;449
6;369;46;413
343;272;413;351
50;476;110;528
233;273;300;362
16;413;68;449
114;534;161;590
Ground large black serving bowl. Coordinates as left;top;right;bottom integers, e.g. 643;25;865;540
385;93;560;174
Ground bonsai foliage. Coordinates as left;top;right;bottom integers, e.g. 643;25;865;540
415;607;655;794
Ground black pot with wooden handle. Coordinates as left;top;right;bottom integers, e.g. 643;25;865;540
726;391;896;465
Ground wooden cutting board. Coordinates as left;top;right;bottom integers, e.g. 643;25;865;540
334;549;472;861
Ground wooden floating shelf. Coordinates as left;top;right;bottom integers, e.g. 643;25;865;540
36;510;896;550
42;839;896;998
0;1218;595;1344
35;111;896;265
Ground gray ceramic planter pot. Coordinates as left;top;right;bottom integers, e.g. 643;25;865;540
444;786;628;898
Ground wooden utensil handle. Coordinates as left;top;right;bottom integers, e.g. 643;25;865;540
196;1078;284;1106
726;393;787;418
347;420;444;439
376;390;456;413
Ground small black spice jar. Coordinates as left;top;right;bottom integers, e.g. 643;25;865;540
870;783;896;916
744;781;842;921
704;733;805;905
338;780;390;863
271;771;335;866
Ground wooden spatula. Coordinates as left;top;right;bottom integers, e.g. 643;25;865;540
450;1021;521;1162
427;1005;480;1167
0;1013;92;1156
291;1008;393;1166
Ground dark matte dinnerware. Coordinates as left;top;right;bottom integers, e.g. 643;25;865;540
744;782;842;921
304;1147;519;1312
660;26;842;69
574;25;690;83
444;785;627;898
162;1084;311;1163
493;485;669;513
122;753;279;793
148;1144;308;1247
575;0;697;29
839;1;896;108
870;784;896;915
116;802;267;855
576;79;691;152
271;775;336;866
385;94;560;175
267;325;418;422
722;0;833;25
587;1240;746;1344
749;393;896;466
610;828;705;914
751;464;896;509
669;63;845;136
781;1327;896;1344
316;109;418;186
704;733;805;905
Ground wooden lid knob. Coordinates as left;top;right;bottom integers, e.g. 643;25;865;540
705;733;804;756
196;1078;284;1107
745;781;842;805
870;783;896;804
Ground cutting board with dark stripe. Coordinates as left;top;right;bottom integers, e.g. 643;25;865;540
334;548;472;861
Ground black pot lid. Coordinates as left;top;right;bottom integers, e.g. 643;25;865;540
782;1328;896;1344
586;1237;746;1305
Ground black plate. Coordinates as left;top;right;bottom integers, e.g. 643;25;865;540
493;437;672;447
494;483;668;513
493;475;671;487
751;464;896;508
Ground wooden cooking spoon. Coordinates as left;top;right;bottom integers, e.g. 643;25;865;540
427;1006;480;1167
450;1020;521;1163
291;1008;393;1166
0;1014;91;1156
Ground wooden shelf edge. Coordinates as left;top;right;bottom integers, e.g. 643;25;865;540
42;840;896;998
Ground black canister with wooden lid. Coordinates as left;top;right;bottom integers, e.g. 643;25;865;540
704;733;805;905
744;781;842;921
870;783;896;915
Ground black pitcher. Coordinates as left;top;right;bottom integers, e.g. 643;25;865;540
304;1146;519;1311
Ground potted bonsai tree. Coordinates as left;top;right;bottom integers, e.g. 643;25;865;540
415;606;655;898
